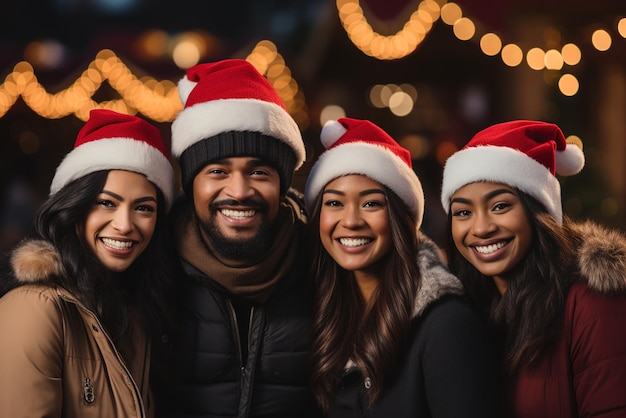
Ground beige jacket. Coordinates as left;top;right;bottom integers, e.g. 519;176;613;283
0;240;153;418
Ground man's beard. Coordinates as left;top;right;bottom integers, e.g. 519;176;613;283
198;199;274;261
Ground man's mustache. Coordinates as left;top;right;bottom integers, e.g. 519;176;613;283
209;198;267;212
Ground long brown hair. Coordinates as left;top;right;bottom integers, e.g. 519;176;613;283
446;191;580;373
307;185;420;411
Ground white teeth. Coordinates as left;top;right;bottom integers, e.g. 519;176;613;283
221;209;255;219
101;238;133;250
475;241;506;254
339;238;371;247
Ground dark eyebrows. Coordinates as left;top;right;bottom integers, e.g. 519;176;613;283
101;190;123;201
450;196;470;205
451;188;517;205
247;158;274;168
322;188;385;197
359;188;386;197
485;188;517;200
100;190;157;204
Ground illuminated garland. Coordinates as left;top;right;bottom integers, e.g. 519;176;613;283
336;0;446;60
0;40;308;128
341;0;626;97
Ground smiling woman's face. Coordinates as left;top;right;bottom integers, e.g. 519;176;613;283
83;170;158;273
450;181;533;294
319;174;392;283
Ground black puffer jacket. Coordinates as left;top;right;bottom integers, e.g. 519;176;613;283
152;193;321;418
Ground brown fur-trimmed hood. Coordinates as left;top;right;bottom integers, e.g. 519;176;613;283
9;239;64;285
571;220;626;294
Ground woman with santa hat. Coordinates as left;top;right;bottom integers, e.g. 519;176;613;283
441;120;626;417
0;109;178;418
304;117;499;417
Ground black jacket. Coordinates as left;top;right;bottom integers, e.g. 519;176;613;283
327;236;500;418
153;195;320;418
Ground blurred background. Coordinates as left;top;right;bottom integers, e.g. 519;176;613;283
1;0;625;251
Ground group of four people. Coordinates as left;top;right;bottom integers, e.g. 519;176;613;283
1;58;625;418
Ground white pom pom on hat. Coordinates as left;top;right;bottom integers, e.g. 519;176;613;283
556;141;585;176
320;119;348;148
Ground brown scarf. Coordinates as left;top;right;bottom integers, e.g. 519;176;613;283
177;202;299;303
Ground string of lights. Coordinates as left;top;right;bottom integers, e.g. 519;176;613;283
338;0;626;96
1;2;625;124
0;40;309;128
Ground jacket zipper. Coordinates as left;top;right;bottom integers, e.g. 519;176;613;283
60;294;146;417
227;300;244;370
229;301;257;418
248;306;255;359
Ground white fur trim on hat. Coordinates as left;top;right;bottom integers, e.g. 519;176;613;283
171;98;305;169
50;138;175;209
441;145;563;223
304;142;425;227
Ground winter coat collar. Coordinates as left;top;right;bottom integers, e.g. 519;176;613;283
571;220;626;294
10;239;64;285
413;232;464;318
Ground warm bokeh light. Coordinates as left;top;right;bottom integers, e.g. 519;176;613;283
566;135;583;151
544;49;564;70
172;40;201;69
619;18;626;38
246;41;309;128
399;83;418;101
501;44;523;67
0;50;180;121
440;2;462;25
561;43;581;66
379;84;398;107
453;17;475;41
388;91;414;116
320;104;346;125
23;40;66;69
558;74;579;96
368;83;418;116
369;84;386;108
591;29;612;51
480;33;502;56
526;48;546;70
137;30;169;59
0;41;308;127
336;0;445;60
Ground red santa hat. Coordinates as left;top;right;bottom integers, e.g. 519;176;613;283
304;118;425;227
50;109;175;209
440;120;585;223
171;59;306;195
